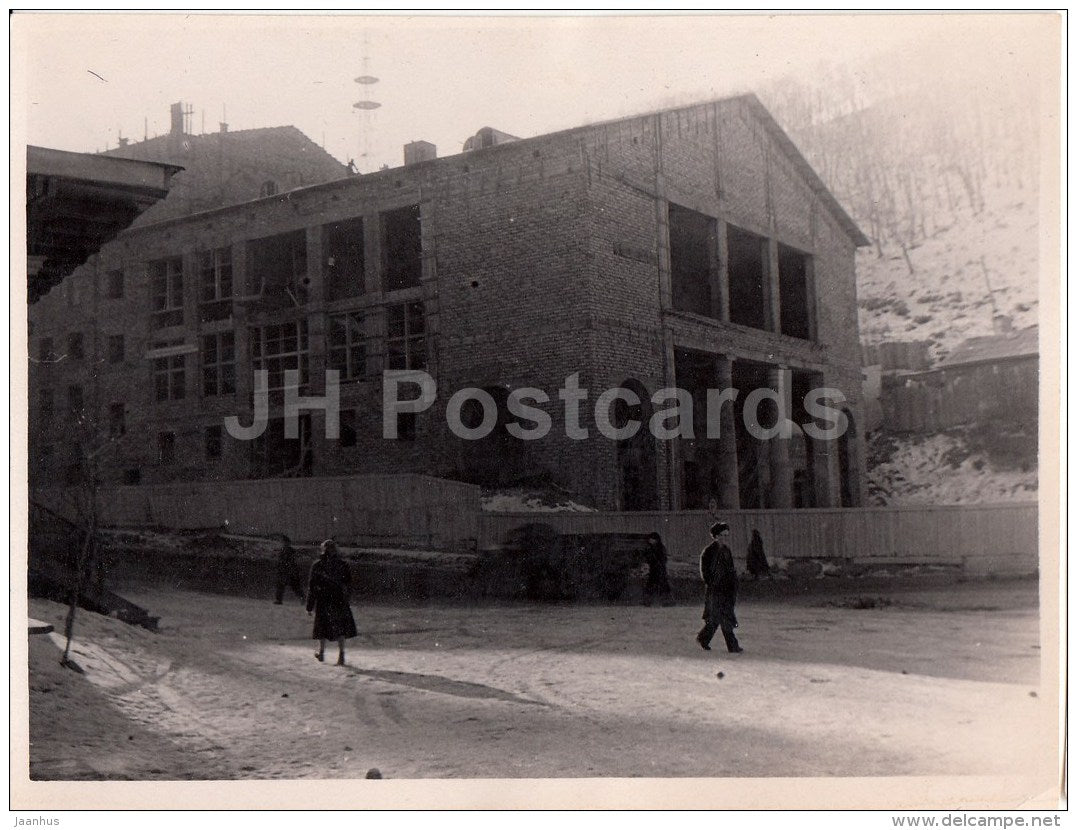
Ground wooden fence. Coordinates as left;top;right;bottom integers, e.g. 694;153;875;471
33;477;1038;576
476;503;1039;576
33;474;481;550
881;357;1038;433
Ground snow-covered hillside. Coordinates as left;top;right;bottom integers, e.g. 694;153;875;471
867;430;1038;506
856;187;1040;362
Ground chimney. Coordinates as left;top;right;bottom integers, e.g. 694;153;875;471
404;140;437;166
117;136;129;148
170;102;184;136
219;122;229;134
993;314;1014;336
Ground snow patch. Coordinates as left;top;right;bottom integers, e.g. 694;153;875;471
481;491;596;513
868;432;1037;506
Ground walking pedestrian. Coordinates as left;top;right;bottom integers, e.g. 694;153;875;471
306;540;358;666
643;532;673;605
273;534;305;604
746;529;771;580
696;521;743;653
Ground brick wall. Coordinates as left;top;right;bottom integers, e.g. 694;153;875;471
28;95;867;509
575;98;866;507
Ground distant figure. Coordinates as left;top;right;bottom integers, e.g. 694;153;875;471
643;532;673;605
746;529;771;580
307;540;358;666
274;534;305;604
696;522;742;654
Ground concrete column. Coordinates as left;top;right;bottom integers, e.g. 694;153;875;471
306;224;324;307
811;434;832;508
418;203;438;377
305;224;327;397
847;402;866;508
369;305;387;378
715;221;730;322
715;355;740;509
233;321;252;403
181;246;199;401
306;223;328;477
419;201;436;287
755;430;773;508
765;238;781;334
705;217;721;320
656;200;672;313
661;327;678;510
767;364;794;508
806;370;831;507
307;313;328;395
181;246;198;329
364;211;383;295
804;254;819;341
232;237;250;296
655;116;675;510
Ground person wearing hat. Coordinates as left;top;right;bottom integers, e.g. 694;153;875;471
696;521;743;653
306;539;358;665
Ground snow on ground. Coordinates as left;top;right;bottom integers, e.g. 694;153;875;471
868;432;1038;505
857;187;1040;362
27;606;229;780
24;580;1052;789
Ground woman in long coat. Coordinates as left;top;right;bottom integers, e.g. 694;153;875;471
306;540;358;665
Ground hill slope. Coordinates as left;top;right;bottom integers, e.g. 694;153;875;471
855;186;1039;362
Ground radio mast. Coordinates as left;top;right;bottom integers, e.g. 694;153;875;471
352;41;381;172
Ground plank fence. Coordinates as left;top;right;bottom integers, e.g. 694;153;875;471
33;477;1039;576
476;503;1039;576
33;474;481;550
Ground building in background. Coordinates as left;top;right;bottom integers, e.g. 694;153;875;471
101;101;350;225
877;320;1038;434
28;93;869;510
27;145;181;303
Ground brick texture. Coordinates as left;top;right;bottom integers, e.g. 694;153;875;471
28;94;868;510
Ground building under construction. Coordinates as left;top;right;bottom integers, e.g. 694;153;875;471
28;94;869;511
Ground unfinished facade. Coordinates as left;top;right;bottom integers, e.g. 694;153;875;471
28;94;869;510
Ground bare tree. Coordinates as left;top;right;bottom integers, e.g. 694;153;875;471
54;403;125;670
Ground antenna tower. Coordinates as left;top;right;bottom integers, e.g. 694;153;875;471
352;34;381;172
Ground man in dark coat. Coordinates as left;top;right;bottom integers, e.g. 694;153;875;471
307;540;358;666
273;534;305;604
696;521;743;653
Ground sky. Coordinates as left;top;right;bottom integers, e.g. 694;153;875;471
13;12;1059;173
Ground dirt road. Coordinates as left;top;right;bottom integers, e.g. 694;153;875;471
26;581;1052;782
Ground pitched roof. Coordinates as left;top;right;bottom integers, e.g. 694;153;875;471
525;92;870;248
937;326;1039;367
101;94;866;248
738;94;870;248
102;126;348;224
